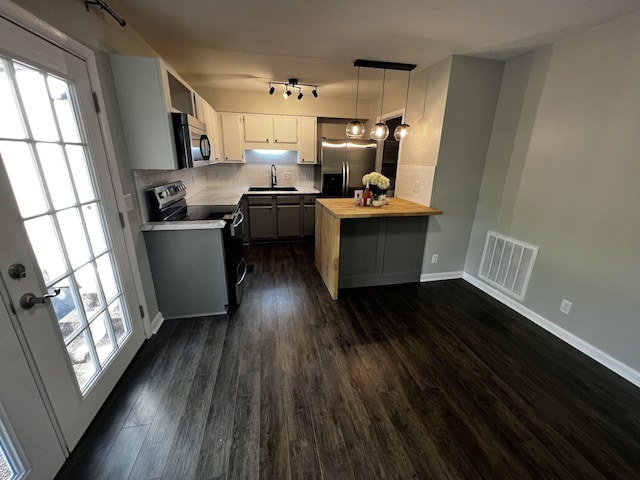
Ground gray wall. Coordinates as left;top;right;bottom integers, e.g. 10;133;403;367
465;11;640;371
423;56;504;274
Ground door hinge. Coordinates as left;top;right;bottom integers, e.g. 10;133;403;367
118;212;126;228
139;305;145;318
92;91;101;113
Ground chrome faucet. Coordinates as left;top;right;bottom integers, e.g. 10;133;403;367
270;164;277;188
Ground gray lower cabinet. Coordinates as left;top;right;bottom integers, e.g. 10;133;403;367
276;195;300;238
246;194;317;241
303;195;316;237
143;228;228;318
249;206;276;239
248;196;275;239
277;205;301;237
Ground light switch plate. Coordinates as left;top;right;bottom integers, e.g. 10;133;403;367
123;193;135;212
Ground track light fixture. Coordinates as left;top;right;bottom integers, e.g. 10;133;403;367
267;78;318;100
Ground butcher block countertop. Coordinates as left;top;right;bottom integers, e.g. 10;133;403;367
316;197;443;219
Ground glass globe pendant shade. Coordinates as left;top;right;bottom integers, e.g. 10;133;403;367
370;122;389;141
394;123;411;141
346;119;365;138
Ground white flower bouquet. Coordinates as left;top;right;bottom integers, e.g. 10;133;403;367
362;171;390;195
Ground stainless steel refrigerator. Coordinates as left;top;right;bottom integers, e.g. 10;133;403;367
314;138;377;197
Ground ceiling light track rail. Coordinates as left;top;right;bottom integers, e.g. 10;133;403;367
354;59;416;71
85;0;126;27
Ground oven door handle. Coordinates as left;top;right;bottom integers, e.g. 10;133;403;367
236;258;248;286
230;210;244;237
232;210;244;228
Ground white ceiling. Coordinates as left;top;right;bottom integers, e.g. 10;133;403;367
116;0;640;98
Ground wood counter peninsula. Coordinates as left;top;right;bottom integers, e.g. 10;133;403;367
315;198;443;300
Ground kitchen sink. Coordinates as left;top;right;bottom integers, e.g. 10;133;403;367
248;186;298;192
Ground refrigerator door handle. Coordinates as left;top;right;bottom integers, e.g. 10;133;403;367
344;161;350;197
341;161;346;196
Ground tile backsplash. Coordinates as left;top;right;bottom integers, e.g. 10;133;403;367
394;164;436;206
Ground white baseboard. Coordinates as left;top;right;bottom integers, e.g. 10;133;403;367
149;311;164;336
462;273;640;389
420;271;464;282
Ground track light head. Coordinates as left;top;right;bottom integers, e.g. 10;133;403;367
297;88;303;100
312;88;318;98
268;84;275;95
283;87;292;99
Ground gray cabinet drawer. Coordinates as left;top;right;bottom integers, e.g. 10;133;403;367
247;195;273;206
303;195;317;205
276;195;300;205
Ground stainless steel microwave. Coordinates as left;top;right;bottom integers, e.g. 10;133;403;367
171;112;211;168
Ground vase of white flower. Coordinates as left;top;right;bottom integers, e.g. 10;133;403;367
362;172;390;207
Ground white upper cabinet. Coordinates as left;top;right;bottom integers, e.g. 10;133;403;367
220;112;245;162
199;98;223;163
110;54;181;170
272;116;298;144
298;116;317;164
208;105;224;163
243;114;298;146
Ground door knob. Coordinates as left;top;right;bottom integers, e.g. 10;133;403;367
20;288;61;310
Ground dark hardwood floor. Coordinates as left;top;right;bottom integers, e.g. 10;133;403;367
56;242;640;479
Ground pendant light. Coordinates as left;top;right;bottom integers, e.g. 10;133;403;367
370;69;389;141
346;66;365;138
394;70;412;141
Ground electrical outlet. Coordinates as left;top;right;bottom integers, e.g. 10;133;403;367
560;299;572;315
413;181;421;193
283;171;291;180
431;254;439;264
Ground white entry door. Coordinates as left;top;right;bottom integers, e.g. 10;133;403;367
0;13;145;451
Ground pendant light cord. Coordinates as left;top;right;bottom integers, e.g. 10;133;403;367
403;70;412;115
354;66;360;120
379;69;386;120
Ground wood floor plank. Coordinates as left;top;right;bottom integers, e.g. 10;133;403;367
160;316;228;480
94;424;149;480
227;371;261;480
193;304;247;479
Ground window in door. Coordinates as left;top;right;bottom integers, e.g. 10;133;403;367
0;56;132;393
0;404;26;480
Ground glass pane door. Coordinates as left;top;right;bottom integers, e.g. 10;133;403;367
0;57;131;394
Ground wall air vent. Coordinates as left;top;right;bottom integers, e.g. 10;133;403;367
479;231;538;301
